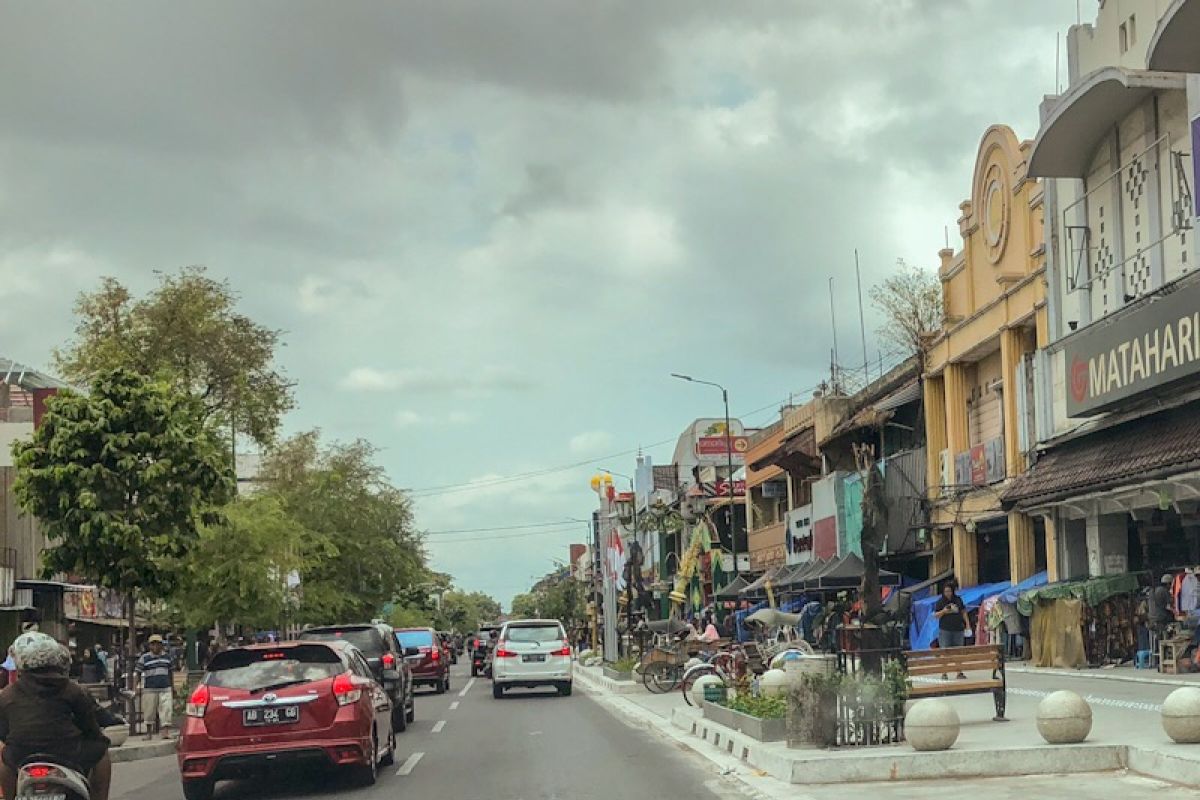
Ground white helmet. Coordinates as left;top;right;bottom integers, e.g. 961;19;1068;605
11;631;69;672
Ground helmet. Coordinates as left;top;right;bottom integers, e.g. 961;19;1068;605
11;631;70;672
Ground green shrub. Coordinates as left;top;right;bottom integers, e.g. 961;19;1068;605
722;693;787;719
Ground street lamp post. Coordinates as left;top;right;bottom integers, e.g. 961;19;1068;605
671;373;739;577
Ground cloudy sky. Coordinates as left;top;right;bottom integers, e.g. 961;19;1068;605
0;1;1082;605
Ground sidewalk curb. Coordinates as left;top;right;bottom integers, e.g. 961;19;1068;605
1008;665;1200;689
111;740;176;763
577;667;1200;788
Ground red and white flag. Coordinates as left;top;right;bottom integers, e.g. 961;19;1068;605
606;529;626;591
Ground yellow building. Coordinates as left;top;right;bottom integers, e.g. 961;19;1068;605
923;125;1051;588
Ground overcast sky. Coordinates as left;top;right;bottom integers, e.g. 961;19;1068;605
0;1;1083;606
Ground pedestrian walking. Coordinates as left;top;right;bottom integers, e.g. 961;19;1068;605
136;634;175;739
933;582;970;680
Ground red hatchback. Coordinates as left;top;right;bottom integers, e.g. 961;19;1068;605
177;641;394;800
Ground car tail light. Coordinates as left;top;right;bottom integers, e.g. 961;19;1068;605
430;647;440;662
381;652;395;668
494;646;517;658
333;672;363;706
550;645;572;657
186;684;210;718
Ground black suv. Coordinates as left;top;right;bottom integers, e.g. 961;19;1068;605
298;622;416;732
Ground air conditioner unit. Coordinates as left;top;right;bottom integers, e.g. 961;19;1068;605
939;448;953;488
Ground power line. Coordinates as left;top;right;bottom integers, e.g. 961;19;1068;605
423;527;583;545
404;385;830;499
423;520;587;535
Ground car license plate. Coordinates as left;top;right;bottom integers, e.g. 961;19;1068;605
522;654;546;663
243;705;300;726
25;795;66;800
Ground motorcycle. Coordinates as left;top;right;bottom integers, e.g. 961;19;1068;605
15;757;90;800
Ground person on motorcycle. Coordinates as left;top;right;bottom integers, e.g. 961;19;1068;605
0;631;112;800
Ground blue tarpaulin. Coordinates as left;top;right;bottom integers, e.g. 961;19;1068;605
998;571;1049;605
909;581;1010;651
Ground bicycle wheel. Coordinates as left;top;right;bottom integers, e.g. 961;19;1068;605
642;663;668;694
647;663;682;694
680;665;718;707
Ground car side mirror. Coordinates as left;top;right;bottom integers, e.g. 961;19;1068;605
404;647;421;657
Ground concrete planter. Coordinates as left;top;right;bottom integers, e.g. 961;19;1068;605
602;666;633;682
703;701;787;742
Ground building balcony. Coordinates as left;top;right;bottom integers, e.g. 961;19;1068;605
1148;0;1200;73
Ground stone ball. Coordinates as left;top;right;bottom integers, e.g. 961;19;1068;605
770;649;807;670
905;699;960;751
760;669;789;698
1162;687;1200;744
691;673;726;705
1036;690;1092;744
685;657;704;671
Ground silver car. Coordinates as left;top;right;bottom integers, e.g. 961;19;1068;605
491;619;573;698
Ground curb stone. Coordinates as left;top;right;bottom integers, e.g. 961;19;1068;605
111;739;177;763
1008;665;1200;689
577;665;1200;788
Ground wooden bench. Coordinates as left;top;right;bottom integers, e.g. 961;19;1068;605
903;644;1007;721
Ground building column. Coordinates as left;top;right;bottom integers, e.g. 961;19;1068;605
1008;511;1036;584
932;528;953;576
951;523;978;588
1085;511;1129;577
944;363;970;455
1041;513;1059;583
923;376;947;498
999;327;1029;476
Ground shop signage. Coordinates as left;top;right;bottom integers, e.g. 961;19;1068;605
704;479;746;498
696;435;749;456
1065;276;1200;416
1194;114;1200;217
969;444;987;485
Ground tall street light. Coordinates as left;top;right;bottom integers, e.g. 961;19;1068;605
671;373;740;577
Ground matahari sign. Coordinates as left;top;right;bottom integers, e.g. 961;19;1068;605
1065;278;1200;417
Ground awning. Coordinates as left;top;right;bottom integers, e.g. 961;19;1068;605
825;380;921;442
0;358;70;390
775;559;827;590
16;579;96;592
1027;68;1186;178
739;566;783;596
1003;404;1200;510
1147;0;1200;73
752;426;820;475
883;568;954;612
802;553;901;591
714;575;751;600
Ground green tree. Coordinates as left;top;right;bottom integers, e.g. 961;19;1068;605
262;432;425;622
175;495;337;632
439;590;502;632
510;593;539;619
54;267;294;447
12;369;233;678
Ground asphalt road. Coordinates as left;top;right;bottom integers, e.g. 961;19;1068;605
111;661;741;800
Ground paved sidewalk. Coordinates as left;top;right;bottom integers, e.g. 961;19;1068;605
575;664;1200;788
1008;662;1200;689
110;736;177;763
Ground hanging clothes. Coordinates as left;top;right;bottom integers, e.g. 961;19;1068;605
975;595;1003;646
1173;573;1186;614
1181;572;1199;614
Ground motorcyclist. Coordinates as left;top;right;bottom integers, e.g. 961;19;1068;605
0;632;112;800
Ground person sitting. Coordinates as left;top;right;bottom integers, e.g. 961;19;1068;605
0;632;112;800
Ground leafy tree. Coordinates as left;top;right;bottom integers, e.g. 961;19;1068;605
510;593;540;619
869;258;943;370
261;432;425;623
54;267;294;447
175;495;337;632
439;590;501;631
12;369;233;679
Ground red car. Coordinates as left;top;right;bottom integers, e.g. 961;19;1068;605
177;641;395;800
395;627;450;693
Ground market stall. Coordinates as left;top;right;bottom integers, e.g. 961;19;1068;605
1018;573;1142;668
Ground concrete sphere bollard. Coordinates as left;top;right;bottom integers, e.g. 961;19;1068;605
685;657;704;671
759;668;789;698
1162;687;1200;744
1036;690;1093;744
691;673;726;705
905;699;960;751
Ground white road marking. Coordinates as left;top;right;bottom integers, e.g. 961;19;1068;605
449;701;459;710
396;752;424;776
458;678;475;697
1008;686;1162;713
432;720;446;733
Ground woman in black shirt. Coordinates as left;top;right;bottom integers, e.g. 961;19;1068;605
934;582;971;679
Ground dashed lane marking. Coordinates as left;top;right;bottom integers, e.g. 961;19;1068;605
396;752;424;776
449;701;460;710
432;720;446;733
458;678;475;697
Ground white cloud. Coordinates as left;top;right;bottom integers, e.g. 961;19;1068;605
344;366;401;391
395;410;423;428
568;430;614;456
340;365;533;395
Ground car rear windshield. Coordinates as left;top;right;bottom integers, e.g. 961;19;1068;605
396;629;435;649
206;645;343;690
299;628;385;657
505;624;564;643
